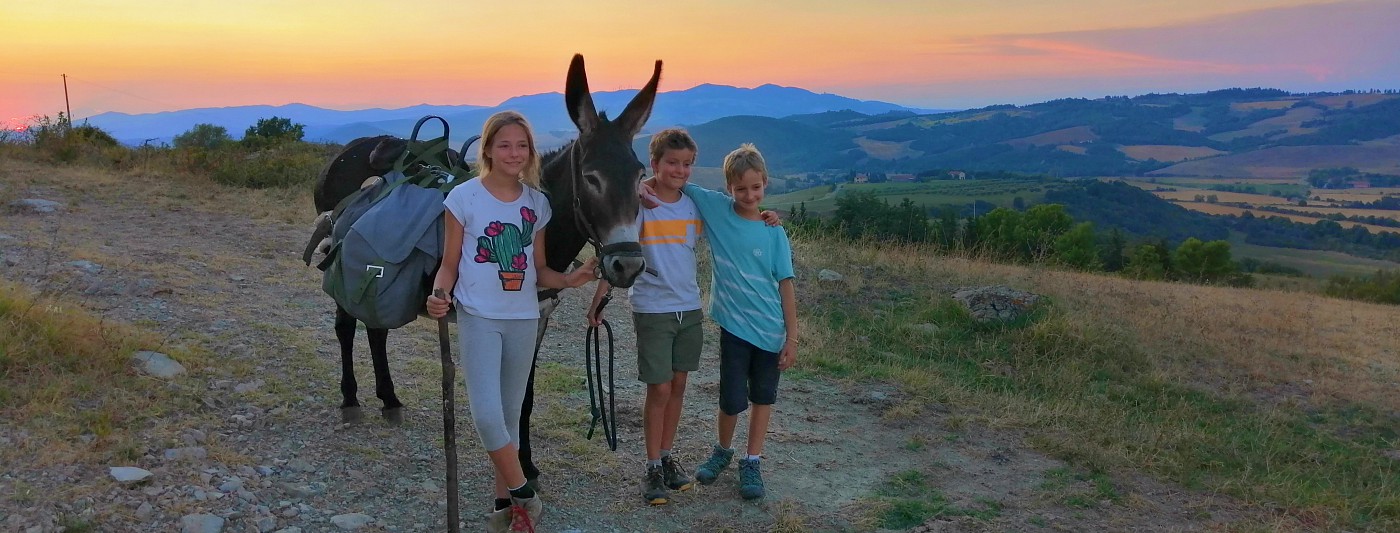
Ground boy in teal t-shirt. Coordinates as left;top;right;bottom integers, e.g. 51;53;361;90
683;143;798;500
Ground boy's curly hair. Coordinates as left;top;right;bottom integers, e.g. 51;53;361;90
648;128;697;163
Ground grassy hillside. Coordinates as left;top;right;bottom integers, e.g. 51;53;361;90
790;231;1400;531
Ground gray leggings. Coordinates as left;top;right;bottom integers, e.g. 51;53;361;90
457;312;539;452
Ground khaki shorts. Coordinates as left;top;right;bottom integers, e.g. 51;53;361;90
633;310;704;385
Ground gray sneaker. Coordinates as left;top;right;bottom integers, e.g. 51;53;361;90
486;506;511;533
642;464;669;505
509;495;541;532
694;445;734;485
738;458;764;500
662;455;694;491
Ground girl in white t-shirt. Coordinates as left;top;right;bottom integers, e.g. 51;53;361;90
427;111;596;533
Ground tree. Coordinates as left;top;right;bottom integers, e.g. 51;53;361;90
1053;222;1101;270
242;116;305;147
1125;242;1171;280
1100;227;1127;272
1017;204;1073;262
173;123;232;150
1173;238;1235;283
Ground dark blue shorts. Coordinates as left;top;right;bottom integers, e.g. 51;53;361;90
718;328;781;416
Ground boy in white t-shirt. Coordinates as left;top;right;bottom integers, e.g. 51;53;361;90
588;129;705;505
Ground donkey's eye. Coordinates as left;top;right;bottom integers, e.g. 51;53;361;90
585;174;602;189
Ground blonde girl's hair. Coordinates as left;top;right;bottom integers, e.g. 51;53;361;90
722;143;768;186
648;128;698;164
478;111;543;188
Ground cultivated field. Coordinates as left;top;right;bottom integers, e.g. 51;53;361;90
1173;202;1400;233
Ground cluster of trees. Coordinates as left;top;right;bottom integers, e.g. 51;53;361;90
172;117;306;150
1305;167;1400;191
1;114;328;189
790;190;1246;285
1230;212;1400;261
1324;270;1400;304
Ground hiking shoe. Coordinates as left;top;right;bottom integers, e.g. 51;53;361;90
642;464;669;505
486;506;511;533
694;445;734;485
738;458;764;500
509;495;541;532
662;455;695;491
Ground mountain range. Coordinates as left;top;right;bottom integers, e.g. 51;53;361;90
85;84;937;148
673;89;1400;177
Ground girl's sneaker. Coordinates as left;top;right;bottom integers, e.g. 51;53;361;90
509;495;541;532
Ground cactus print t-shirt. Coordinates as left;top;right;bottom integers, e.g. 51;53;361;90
443;177;553;319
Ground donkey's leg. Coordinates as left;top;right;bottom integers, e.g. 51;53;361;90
335;306;364;423
518;302;557;488
368;327;404;425
519;358;540;485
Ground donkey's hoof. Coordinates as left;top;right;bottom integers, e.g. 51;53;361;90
381;406;403;426
525;476;540;494
341;406;364;424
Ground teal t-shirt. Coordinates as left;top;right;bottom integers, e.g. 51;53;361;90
683;184;795;352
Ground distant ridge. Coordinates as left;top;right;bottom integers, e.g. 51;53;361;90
85;85;941;147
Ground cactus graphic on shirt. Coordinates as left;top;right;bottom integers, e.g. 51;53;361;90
473;206;537;291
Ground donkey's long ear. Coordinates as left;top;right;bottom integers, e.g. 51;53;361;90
617;60;663;138
565;54;598;136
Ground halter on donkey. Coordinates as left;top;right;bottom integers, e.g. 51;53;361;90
309;54;661;488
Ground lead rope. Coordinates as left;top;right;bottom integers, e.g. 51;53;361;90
568;143;618;450
584;289;618;450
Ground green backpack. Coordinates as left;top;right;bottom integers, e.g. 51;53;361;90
314;116;478;329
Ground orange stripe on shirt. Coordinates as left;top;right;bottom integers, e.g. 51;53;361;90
640;237;691;245
641;219;701;239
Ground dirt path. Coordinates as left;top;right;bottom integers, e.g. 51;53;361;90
1;163;1256;532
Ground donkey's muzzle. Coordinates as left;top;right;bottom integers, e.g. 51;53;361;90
599;242;645;289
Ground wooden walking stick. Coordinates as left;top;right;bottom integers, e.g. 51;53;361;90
434;289;460;533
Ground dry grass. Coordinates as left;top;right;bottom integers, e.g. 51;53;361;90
1119;145;1226;162
1005;126;1098;148
1312;94;1398;110
0;280;209;467
853;137;922;160
1;159;314;227
786;231;1400;530
1175;202;1400;234
1230;100;1297;111
1270;206;1400;222
1151;189;1293;205
1313;188;1400;202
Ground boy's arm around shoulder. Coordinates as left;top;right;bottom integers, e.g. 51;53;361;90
775;226;798;370
778;277;798;370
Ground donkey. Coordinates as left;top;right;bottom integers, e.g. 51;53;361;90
312;54;660;482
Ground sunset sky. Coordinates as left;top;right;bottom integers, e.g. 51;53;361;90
3;0;1397;125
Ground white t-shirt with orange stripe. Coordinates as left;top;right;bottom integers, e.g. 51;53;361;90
629;193;703;314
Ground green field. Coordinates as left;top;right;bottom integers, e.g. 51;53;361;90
765;180;1060;214
1227;231;1400;278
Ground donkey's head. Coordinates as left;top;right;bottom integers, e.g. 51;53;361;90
564;54;661;288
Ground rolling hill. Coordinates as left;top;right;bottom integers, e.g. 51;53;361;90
675;89;1400;176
